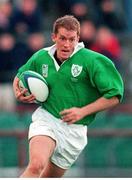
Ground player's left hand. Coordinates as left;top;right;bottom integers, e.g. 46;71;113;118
60;107;84;125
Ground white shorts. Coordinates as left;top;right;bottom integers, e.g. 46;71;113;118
29;107;88;169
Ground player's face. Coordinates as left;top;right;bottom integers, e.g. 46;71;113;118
52;27;79;61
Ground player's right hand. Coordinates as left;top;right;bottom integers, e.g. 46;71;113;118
13;76;35;103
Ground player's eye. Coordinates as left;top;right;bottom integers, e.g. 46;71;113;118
60;36;66;41
69;38;75;42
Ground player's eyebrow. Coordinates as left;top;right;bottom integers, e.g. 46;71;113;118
59;34;76;40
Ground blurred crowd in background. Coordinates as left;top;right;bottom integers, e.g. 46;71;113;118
0;0;132;111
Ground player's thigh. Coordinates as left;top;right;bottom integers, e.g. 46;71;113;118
40;161;66;178
29;135;56;163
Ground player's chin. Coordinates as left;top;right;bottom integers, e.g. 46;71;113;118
61;54;71;60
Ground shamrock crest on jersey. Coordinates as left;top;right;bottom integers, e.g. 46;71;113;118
71;64;83;77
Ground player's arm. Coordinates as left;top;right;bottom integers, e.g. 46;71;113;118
81;96;119;116
13;76;35;103
60;96;119;124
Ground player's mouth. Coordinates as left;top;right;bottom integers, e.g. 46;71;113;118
58;49;73;60
61;49;71;55
62;49;70;52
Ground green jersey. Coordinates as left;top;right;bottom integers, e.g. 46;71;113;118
17;43;124;126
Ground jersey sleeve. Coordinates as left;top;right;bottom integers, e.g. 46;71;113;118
89;55;124;102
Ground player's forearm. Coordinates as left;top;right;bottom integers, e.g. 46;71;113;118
81;96;119;117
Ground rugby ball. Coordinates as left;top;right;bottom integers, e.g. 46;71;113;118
19;70;49;103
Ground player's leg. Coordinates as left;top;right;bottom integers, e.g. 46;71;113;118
39;160;67;178
20;135;56;177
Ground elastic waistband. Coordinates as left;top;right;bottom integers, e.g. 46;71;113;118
38;107;87;129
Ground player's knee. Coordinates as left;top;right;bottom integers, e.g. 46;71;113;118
28;158;45;175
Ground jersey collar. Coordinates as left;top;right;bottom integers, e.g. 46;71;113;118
43;42;84;71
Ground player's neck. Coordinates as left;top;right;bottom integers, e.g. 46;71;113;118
54;51;63;65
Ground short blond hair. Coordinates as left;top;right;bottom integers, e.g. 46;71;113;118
53;15;80;36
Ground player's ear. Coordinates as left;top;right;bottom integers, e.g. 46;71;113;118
77;35;80;42
51;33;56;43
